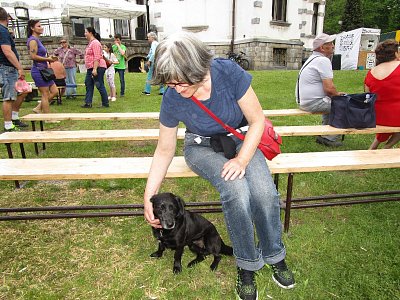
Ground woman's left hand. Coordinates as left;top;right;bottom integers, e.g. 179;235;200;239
221;157;247;181
92;69;98;77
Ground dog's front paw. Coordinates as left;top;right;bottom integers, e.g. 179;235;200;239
150;251;163;258
173;265;182;274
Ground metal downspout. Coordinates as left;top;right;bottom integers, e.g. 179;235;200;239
230;0;236;53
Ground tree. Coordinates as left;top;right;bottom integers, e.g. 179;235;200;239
324;0;399;34
340;0;363;31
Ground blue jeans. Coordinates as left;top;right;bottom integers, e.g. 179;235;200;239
184;133;286;271
115;68;125;96
0;65;18;100
84;68;108;106
144;64;165;94
65;67;77;96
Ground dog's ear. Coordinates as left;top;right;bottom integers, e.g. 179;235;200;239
174;194;186;217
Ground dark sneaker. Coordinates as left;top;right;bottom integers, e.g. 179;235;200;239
316;136;343;147
236;267;258;300
4;125;20;132
142;91;151;95
270;260;295;289
12;119;28;128
81;103;92;108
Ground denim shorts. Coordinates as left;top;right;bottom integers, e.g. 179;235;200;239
0;65;18;101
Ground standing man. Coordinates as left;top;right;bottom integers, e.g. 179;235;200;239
142;32;164;96
0;8;27;132
112;33;127;97
295;33;346;147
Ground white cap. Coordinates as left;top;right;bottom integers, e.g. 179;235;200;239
313;33;336;50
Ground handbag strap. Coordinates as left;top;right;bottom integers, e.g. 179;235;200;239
62;49;71;65
296;55;320;104
190;96;245;140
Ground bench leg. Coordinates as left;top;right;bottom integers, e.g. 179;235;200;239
274;174;279;190
19;143;26;159
39;121;46;151
284;173;294;233
31;121;40;155
5;143;21;188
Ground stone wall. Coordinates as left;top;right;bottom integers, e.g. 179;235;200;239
16;37;304;71
209;38;304;70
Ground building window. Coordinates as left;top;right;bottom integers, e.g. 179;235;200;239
71;17;99;37
273;48;287;66
114;19;130;38
272;0;287;22
312;3;319;36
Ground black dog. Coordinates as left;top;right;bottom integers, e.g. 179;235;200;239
150;192;233;274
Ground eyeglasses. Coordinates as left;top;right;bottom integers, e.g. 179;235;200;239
60;41;67;44
165;82;192;88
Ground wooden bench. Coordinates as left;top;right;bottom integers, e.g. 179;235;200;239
1;149;399;231
20;109;321;129
2;125;400;158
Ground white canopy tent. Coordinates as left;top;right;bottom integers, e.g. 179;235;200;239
61;0;146;19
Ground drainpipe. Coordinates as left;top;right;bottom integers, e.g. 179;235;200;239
230;0;236;53
146;0;150;33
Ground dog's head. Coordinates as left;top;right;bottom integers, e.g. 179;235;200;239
150;193;186;230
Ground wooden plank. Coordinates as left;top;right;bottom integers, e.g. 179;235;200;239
268;148;400;174
0;149;399;180
1;125;400;144
274;125;400;136
0;128;186;143
21;112;161;121
20;109;319;122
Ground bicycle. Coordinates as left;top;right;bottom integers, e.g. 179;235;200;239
226;51;250;70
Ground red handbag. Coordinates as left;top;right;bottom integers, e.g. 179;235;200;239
190;96;282;160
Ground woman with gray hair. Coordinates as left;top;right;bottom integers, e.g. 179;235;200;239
143;32;295;299
142;31;164;95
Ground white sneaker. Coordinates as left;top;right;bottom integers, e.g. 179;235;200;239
111;97;117;102
108;96;111;100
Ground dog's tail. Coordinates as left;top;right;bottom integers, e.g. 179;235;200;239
221;241;234;256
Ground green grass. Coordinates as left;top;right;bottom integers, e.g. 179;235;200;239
1;70;399;300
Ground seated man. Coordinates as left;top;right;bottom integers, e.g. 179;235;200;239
49;60;66;104
295;33;346;147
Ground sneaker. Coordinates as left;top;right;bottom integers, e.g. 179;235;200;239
111;97;116;102
4;125;20;132
316;136;343;147
108;96;111;100
159;92;164;95
12;119;28;128
81;103;92;108
236;268;258;300
142;91;151;96
270;260;295;289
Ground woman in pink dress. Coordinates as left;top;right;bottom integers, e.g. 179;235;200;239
364;39;400;149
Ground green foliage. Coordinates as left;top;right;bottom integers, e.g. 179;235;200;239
1;71;399;299
341;0;363;32
324;0;400;34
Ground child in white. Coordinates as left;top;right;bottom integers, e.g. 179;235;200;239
103;43;118;101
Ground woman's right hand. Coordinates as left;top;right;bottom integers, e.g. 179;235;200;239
144;199;162;228
48;56;58;62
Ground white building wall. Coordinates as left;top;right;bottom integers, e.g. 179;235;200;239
149;0;326;47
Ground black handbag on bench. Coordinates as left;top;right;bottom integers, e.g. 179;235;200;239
329;93;377;129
